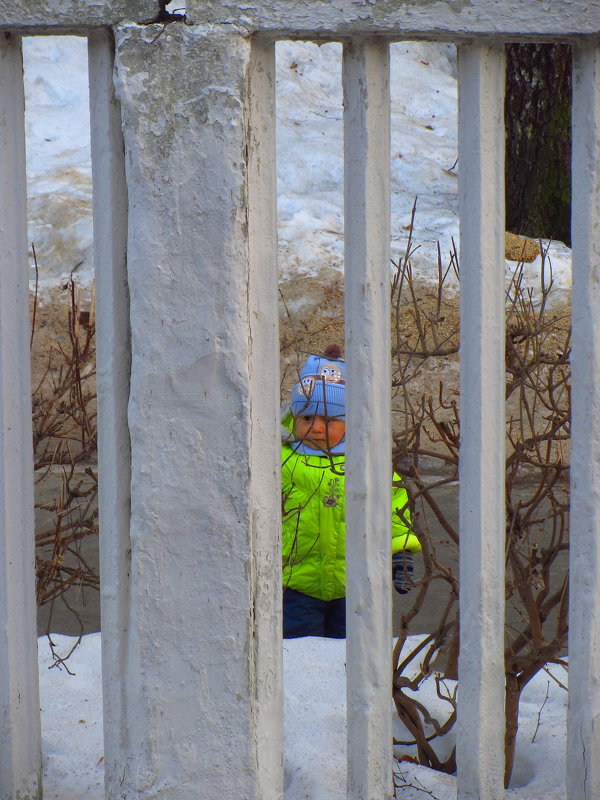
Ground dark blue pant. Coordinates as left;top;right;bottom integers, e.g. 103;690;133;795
283;588;346;639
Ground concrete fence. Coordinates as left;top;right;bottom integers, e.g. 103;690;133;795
0;2;598;799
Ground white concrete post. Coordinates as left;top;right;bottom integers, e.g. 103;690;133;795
0;32;43;800
110;23;282;799
343;38;393;800
568;42;600;800
457;44;506;800
87;29;132;798
246;36;283;799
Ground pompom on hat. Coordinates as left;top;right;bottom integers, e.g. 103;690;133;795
289;344;345;420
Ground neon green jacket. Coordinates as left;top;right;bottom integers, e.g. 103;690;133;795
281;444;420;601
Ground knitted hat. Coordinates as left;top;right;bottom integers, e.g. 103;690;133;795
289;344;345;419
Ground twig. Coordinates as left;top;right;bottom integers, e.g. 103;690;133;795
531;681;550;742
30;243;39;350
393;766;443;799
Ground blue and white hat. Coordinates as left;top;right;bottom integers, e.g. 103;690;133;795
289;346;345;419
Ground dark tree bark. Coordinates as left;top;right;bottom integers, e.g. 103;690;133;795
505;43;571;246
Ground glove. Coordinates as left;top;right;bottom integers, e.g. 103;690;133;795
392;551;414;594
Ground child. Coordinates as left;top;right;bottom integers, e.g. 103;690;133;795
281;344;421;639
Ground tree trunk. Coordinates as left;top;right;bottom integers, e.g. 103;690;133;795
504;673;521;788
505;43;571;246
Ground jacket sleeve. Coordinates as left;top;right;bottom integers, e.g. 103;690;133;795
391;474;421;555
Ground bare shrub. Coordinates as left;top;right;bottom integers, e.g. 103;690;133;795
391;228;570;786
31;265;99;647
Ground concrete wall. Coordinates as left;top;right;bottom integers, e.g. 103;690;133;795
106;23;282;800
4;0;600;36
1;3;600;800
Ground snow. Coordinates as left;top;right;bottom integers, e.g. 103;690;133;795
23;36;93;284
24;35;572;799
40;633;568;799
21;36;573;294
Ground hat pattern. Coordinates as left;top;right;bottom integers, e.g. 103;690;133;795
289;353;346;421
318;362;344;384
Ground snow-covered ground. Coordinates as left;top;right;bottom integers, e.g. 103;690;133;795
23;37;93;284
40;633;568;800
24;36;572;799
22;36;572;293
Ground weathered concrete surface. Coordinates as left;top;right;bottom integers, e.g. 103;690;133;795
568;43;600;800
188;0;600;39
110;23;281;800
457;44;506;800
0;1;152;28
87;27;133;800
0;33;42;800
342;39;393;800
5;0;599;39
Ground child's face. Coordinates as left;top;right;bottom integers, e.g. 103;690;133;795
295;414;346;450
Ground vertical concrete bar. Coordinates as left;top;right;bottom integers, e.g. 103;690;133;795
568;43;600;800
87;29;132;799
111;24;281;799
0;32;43;800
457;44;506;800
247;37;283;799
343;38;392;800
